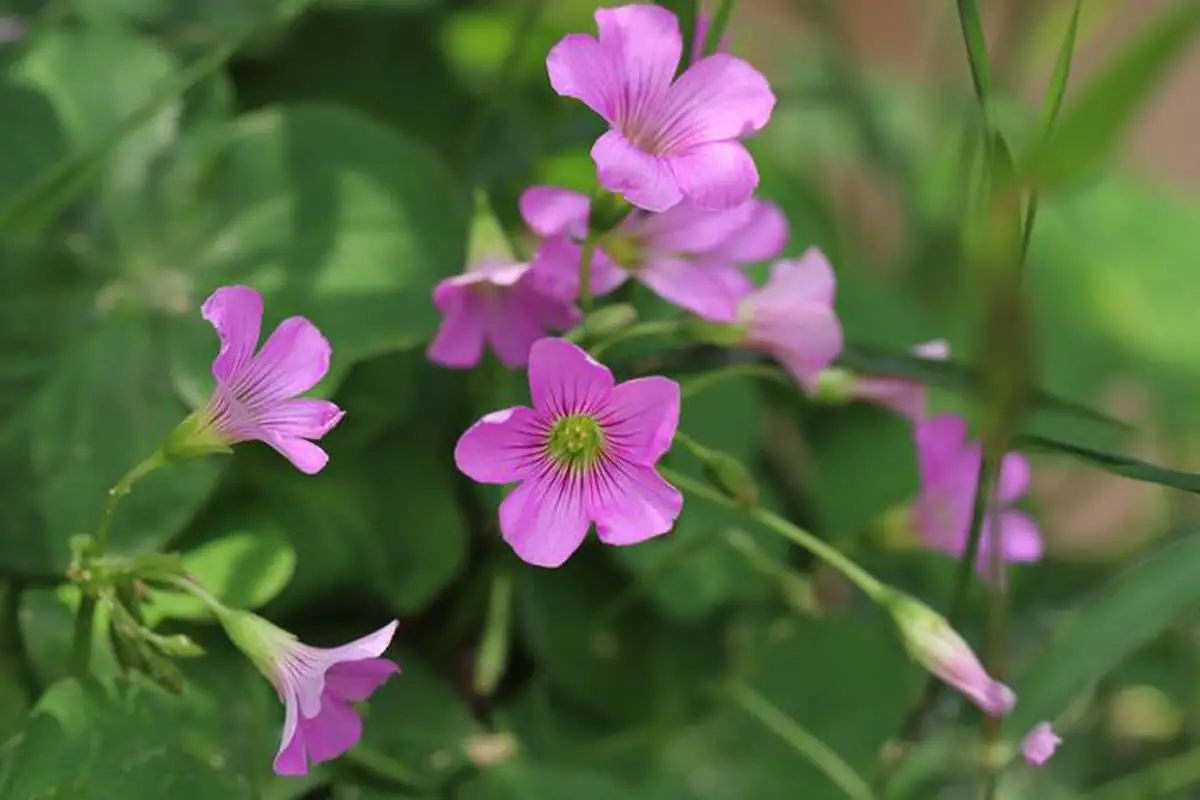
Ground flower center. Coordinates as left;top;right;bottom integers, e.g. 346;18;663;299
546;414;605;471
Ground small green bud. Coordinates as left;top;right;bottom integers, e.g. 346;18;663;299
162;408;231;462
681;317;747;347
812;367;857;405
153;633;205;659
701;451;759;507
581;303;638;337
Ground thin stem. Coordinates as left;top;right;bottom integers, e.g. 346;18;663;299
148;573;229;617
1087;744;1200;799
578;234;598;315
680;362;792;398
731;684;875;800
588;319;679;359
341;743;429;791
95;451;167;554
982;439;1011;800
660;466;885;601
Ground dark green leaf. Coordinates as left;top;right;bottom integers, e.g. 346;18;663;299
1016;432;1200;493
0;76;67;207
955;0;991;107
1004;531;1200;735
1019;3;1200;189
655;0;698;70
702;0;736;57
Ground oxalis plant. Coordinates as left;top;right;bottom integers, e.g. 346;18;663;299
2;0;1200;798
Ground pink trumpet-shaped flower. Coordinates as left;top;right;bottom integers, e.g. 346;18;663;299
1021;722;1062;767
455;337;682;567
889;593;1015;716
547;4;775;212
739;249;844;390
851;339;949;420
912;413;1043;572
522;186;786;321
428;260;580;369
221;612;400;777
181;285;344;474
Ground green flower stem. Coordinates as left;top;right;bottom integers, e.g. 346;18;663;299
71;450;168;677
578;233;598;315
473;569;513;697
588;319;680;359
660;466;886;602
730;684;875;800
680;362;792;399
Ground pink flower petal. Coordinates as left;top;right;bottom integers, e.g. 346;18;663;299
998;451;1031;503
326;619;399;662
707;199;788;262
668;140;758;210
324;658;400;703
527;338;614;417
455;406;545;484
256;398;345;440
915;414;971;482
593;130;683;213
1022;722;1062;767
265;437;331;476
499;474;591;567
995;511;1043;564
546;33;623;125
273;700;306;776
590;463;682;545
601;376;680;463
236;316;332;405
638;256;744;321
593;4;681;122
295;699;362;766
630;199;757;254
519;186;590;237
202;285;263;383
530;237;629;302
657;53;775;147
428;291;486;369
484;298;555;370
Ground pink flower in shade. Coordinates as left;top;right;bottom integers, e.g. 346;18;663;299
738;249;844;390
547;4;775;212
175;285;345;474
454;337;682;568
221;612;400;777
851;339;950;420
428;260;580;369
889;594;1015;717
911;414;1043;573
522;186;786;321
1021;722;1062;767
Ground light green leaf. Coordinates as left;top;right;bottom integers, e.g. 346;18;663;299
143;519;296;624
955;0;991;107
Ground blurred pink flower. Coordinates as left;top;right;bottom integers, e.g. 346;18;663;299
193;285;344;474
912;414;1042;571
1021;722;1062;767
455;337;682;567
428;260;580;370
522;186;785;321
890;594;1015;716
222;613;400;777
852;339;949;419
739;249;844;390
547;4;775;212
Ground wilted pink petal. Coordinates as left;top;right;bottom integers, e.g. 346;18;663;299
851;339;949;420
455;338;682;567
1021;722;1062;767
428;260;581;370
739;249;843;389
547;4;774;211
911;413;1043;573
221;613;401;777
186;285;344;474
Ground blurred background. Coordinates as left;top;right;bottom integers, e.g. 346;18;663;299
2;1;1200;798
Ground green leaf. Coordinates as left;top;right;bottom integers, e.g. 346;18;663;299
1019;3;1200;189
515;546;727;725
1015;433;1200;493
0;76;68;207
0;677;250;798
143;519;297;624
1004;530;1200;735
655;0;698;70
1040;0;1082;130
612;380;785;620
955;0;991;107
459;762;633;800
702;0;736;57
21;587;120;687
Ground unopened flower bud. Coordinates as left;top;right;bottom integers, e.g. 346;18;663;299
1021;722;1061;767
812;367;857;405
701;450;758;507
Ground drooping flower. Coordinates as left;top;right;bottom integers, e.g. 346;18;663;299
850;339;950;420
428;261;581;369
888;592;1015;716
522;185;786;321
1021;722;1062;767
547;4;775;212
738;249;844;390
454;337;682;567
220;611;400;777
166;285;344;474
911;413;1043;572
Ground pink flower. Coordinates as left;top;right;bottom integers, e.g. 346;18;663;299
1021;722;1062;767
889;594;1015;716
454;337;682;567
428;260;580;369
187;285;344;474
739;249;844;390
851;339;949;419
522;186;786;321
221;612;400;777
547;4;775;212
912;414;1043;571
